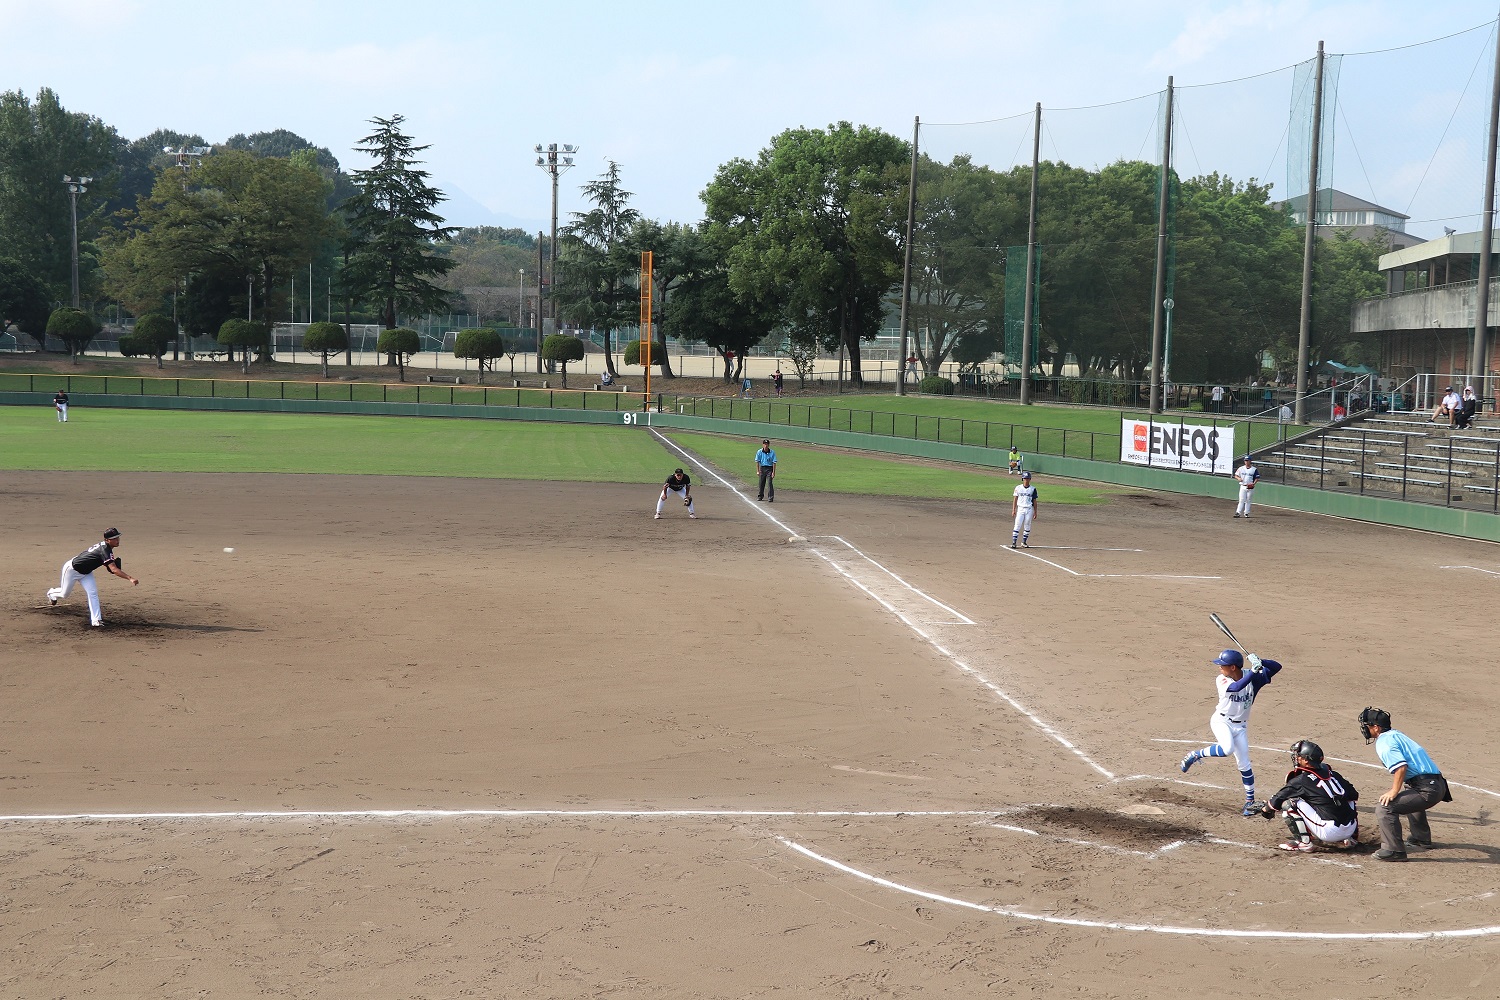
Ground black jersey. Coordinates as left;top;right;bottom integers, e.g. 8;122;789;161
664;473;691;490
1268;763;1359;824
54;391;69;405
71;540;118;575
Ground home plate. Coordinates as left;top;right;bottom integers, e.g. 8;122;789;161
1118;804;1165;816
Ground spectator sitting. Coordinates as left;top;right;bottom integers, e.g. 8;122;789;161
1333;403;1347;422
1457;386;1478;429
1430;386;1461;424
600;370;614;386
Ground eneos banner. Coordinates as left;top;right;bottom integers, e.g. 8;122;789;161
1120;418;1235;475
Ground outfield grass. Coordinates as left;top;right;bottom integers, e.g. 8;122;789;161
0;408;672;482
668;431;1110;504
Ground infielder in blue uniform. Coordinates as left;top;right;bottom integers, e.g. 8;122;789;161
1180;648;1283;815
46;527;139;627
1233;454;1259;518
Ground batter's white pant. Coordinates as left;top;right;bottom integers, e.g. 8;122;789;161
1236;485;1253;516
1012;509;1034;540
1208;713;1252;771
48;562;102;625
656;486;694;516
57;403;67;422
1286;798;1358;845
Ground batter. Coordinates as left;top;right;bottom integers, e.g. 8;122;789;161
1179;648;1283;815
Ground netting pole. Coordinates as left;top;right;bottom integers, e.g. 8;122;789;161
1469;20;1500;401
1294;41;1326;426
1149;77;1173;415
1020;103;1041;405
897;116;919;397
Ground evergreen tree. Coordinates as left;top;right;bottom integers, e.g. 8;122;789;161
341;115;456;329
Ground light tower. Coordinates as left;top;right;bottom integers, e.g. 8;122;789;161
534;143;577;372
162;146;211;359
61;174;93;308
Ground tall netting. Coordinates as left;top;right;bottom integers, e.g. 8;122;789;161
903;18;1500;401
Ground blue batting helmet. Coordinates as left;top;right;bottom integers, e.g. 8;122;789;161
1211;649;1243;668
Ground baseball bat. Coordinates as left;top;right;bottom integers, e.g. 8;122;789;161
1209;613;1246;653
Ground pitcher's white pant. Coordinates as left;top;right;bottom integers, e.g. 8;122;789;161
56;403;67;422
1286;798;1359;845
1208;713;1252;771
1236;485;1254;516
1011;508;1034;542
656;486;695;516
48;562;102;625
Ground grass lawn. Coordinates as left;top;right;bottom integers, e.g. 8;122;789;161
668;431;1111;504
0;408;673;482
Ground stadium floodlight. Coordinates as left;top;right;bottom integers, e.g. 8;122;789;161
62;175;92;308
533;141;578;372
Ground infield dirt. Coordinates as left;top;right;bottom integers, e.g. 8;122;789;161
3;469;1498;997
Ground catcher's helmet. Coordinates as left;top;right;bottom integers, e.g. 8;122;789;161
1289;739;1324;766
1211;649;1243;668
1358;706;1391;743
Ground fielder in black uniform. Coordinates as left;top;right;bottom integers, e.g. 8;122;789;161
46;527;139;627
1252;740;1359;852
655;469;697;519
53;389;69;422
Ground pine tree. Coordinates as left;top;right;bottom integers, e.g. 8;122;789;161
341;115;455;329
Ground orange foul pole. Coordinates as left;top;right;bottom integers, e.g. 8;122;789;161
639;250;653;400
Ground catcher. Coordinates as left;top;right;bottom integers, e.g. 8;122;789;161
1250;740;1360;853
654;468;697;520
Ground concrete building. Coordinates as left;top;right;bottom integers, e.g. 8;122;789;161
1277;188;1424;250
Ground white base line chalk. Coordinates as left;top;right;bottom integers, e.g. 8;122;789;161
0;808;997;824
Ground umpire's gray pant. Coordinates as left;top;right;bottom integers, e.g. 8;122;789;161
1376;774;1448;850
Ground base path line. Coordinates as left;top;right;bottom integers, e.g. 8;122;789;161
0;808;1000;824
777;837;1500;940
1440;565;1500;577
651;429;1113;780
1002;546;1221;580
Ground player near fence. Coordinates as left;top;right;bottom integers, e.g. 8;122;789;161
45;527;139;627
655;468;697;519
1233;455;1259;518
1250;740;1359;853
1010;471;1037;548
1007;447;1023;475
1180;648;1283;816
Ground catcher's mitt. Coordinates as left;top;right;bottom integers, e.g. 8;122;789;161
1249;800;1275;819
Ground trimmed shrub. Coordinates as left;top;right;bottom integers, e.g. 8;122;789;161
623;340;667;367
918;374;955;396
131;314;177;369
303;321;348;378
46;307;100;362
376;327;421;381
453;327;505;383
541;334;586;388
218;319;271;373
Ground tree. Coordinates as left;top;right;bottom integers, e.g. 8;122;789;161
702;123;909;386
784;332;818;388
218;318;269;373
623;339;668;367
376;327;420;381
109;128;206;219
541;334;585;387
0;255;51;346
554;161;641;377
303;321;347;378
46;307;99;362
0;89;119;300
669;265;776;381
341;115;456;331
453;327;505;383
125;313;176;369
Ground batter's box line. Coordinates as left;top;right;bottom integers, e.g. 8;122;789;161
1001;545;1221;580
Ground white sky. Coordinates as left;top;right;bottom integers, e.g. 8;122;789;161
4;1;1497;238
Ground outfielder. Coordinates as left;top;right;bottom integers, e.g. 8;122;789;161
1233;454;1259;518
1180;648;1283;815
1010;471;1037;548
655;468;697;519
1251;740;1359;853
46;527;139;627
53;388;69;422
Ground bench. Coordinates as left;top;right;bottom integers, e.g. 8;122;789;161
1373;461;1470;478
594;383;629;392
426;375;463;384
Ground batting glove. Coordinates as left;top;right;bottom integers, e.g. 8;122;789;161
1246;653;1263;672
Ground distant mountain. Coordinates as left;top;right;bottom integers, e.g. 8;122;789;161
438;181;546;233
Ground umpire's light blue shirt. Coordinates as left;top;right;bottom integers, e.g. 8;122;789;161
755;448;777;467
1376;730;1441;777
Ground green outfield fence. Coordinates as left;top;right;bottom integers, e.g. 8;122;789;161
3;371;1300;461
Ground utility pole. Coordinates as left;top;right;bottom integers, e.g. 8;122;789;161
1294;42;1326;426
1149;77;1174;414
897;116;920;396
1020;104;1041;405
1470;16;1500;401
535;143;577;372
62;174;92;309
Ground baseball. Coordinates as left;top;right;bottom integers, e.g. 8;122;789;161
223;547;235;553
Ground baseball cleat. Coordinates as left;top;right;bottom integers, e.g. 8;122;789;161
1405;839;1433;850
1373;849;1408;862
1021;541;1030;548
688;513;698;519
47;596;58;607
1179;750;1201;773
1009;542;1017;549
654;513;661;519
1277;840;1317;853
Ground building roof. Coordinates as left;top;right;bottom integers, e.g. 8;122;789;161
1378;229;1499;270
1276;187;1410;220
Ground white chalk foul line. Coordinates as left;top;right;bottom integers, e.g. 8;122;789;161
0;808;998;824
824;535;976;625
1440;565;1500;577
778;837;1500;939
652;429;1112;779
1001;545;1221;580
